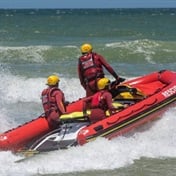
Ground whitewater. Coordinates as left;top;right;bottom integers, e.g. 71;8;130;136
1;71;176;176
1;8;176;176
1;109;176;176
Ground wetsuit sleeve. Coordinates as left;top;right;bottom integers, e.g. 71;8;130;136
103;92;115;111
83;97;92;115
98;54;119;80
55;91;66;114
78;59;86;89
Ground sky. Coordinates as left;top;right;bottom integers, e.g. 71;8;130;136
0;0;176;9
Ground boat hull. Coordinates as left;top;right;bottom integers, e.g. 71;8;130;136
76;70;176;144
0;70;176;152
0;116;51;151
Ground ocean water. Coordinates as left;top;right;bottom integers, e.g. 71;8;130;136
0;8;176;176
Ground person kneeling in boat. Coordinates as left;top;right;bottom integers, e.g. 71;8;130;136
41;75;67;129
83;77;117;123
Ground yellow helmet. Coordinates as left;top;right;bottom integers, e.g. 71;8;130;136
80;43;93;53
46;75;60;86
97;78;110;90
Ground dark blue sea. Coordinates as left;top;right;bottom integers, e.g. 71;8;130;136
0;8;176;176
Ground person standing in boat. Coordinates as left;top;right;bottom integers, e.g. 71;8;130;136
41;75;66;129
78;43;125;97
83;77;117;123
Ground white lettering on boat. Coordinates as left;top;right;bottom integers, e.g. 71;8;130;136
162;85;176;97
0;135;7;141
79;129;89;135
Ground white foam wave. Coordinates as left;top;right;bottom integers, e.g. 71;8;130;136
0;108;18;132
0;107;176;176
105;39;160;64
0;45;51;63
0;69;85;132
0;72;85;104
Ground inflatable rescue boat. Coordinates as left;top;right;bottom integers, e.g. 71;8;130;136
0;70;176;152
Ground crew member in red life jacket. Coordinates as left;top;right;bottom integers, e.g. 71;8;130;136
41;75;66;129
78;43;125;97
83;77;117;123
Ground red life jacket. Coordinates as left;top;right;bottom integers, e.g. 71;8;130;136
91;91;107;110
41;87;60;117
79;53;104;81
